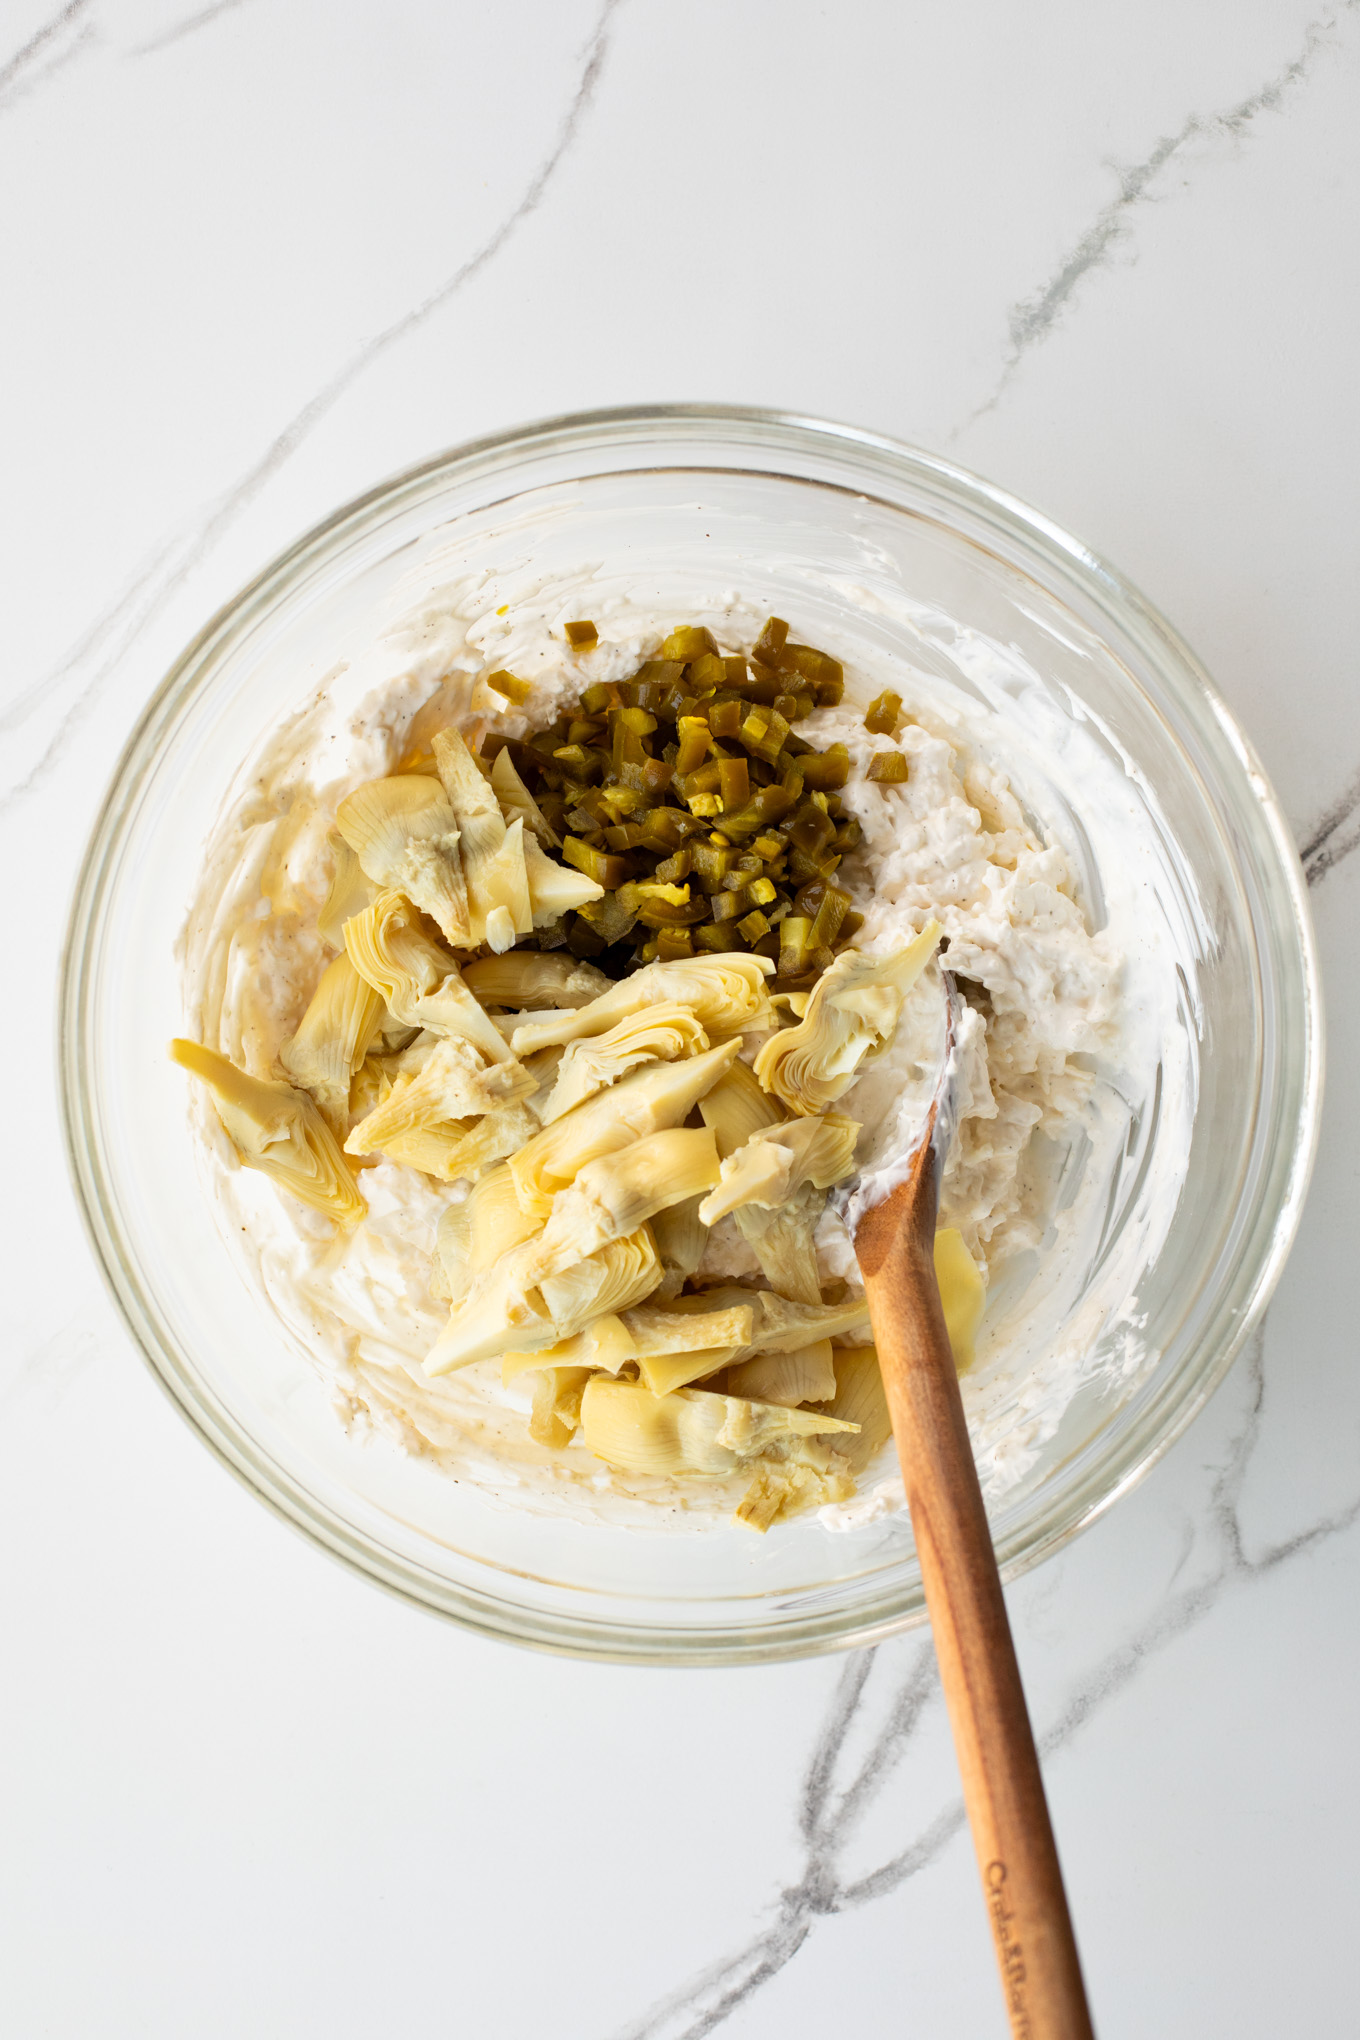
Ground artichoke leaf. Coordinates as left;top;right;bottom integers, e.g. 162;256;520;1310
648;1192;709;1301
732;1187;824;1307
934;1227;986;1371
635;1346;741;1396
753;922;941;1114
334;775;470;947
536;1226;663;1341
279;953;384;1133
522;831;606;925
534;1127;721;1264
620;1302;754;1355
431;1200;472;1307
478;815;533;953
541;1003;709;1123
511;954;775;1057
431;727;534;949
501;1313;637;1383
490;745;561;848
316;833;379;949
462;952;610;1011
343;891;521;1063
344;1036;534;1161
423;1243;554;1375
697;1112;859;1224
579;1377;857;1478
508;1038;741;1218
354;1097;539;1183
727;1338;837;1407
170;1038;365;1227
818;1344;894;1477
467;1161;542;1274
697;1056;782;1157
528;1367;593;1449
735;1289;872;1359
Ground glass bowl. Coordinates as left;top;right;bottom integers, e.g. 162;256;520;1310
60;406;1322;1664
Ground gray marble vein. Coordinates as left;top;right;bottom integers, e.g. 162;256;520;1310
0;0;623;814
1302;768;1360;886
956;2;1360;433
614;1327;1360;2038
0;0;95;114
129;0;252;59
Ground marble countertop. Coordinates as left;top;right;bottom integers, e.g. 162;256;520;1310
4;2;1358;2033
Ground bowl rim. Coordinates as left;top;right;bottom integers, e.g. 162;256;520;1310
59;401;1325;1664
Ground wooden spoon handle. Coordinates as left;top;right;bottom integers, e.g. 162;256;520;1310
857;1158;1095;2040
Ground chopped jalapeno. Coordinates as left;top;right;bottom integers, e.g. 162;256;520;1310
753;616;789;664
675;717;710;776
661;625;718;662
485;669;533;705
864;690;902;735
563;837;631;888
718;755;750;811
800;744;850;791
474;617;877;993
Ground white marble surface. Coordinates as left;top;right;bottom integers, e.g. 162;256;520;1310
3;2;1358;2032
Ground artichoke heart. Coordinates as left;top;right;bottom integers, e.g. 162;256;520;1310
731;1188;824;1308
622;1301;755;1395
541;1003;709;1123
522;831;606;926
536;1127;721;1263
334;774;470;947
736;1288;872;1360
820;1344;894;1477
754;922;941;1114
622;1301;754;1356
278;953;383;1133
431;1200;472;1306
462;951;610;1011
490;744;561;848
634;1347;741;1396
735;1454;856;1532
423;1243;554;1376
648;1193;709;1300
511;953;775;1057
370;1100;540;1183
316;832;379;949
170;1038;365;1227
579;1377;857;1478
697;1112;859;1224
501;1313;637;1383
935;1226;986;1371
508;1037;741;1218
536;1226;663;1341
344;892;528;1074
697;1056;783;1156
432;727;533;951
727;1338;837;1407
504;1296;753;1392
528;1368;593;1449
467;1161;542;1272
345;1035;534;1162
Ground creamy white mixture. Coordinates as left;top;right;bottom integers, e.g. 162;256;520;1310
180;560;1193;1530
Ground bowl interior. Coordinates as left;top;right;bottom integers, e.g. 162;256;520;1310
62;413;1318;1661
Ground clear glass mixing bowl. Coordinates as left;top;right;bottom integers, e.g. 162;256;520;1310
60;407;1322;1663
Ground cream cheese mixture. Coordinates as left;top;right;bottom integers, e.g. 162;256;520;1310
180;560;1193;1531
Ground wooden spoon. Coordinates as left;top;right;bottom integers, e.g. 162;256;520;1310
853;984;1095;2040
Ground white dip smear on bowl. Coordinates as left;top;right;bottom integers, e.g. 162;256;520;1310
178;553;1198;1533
